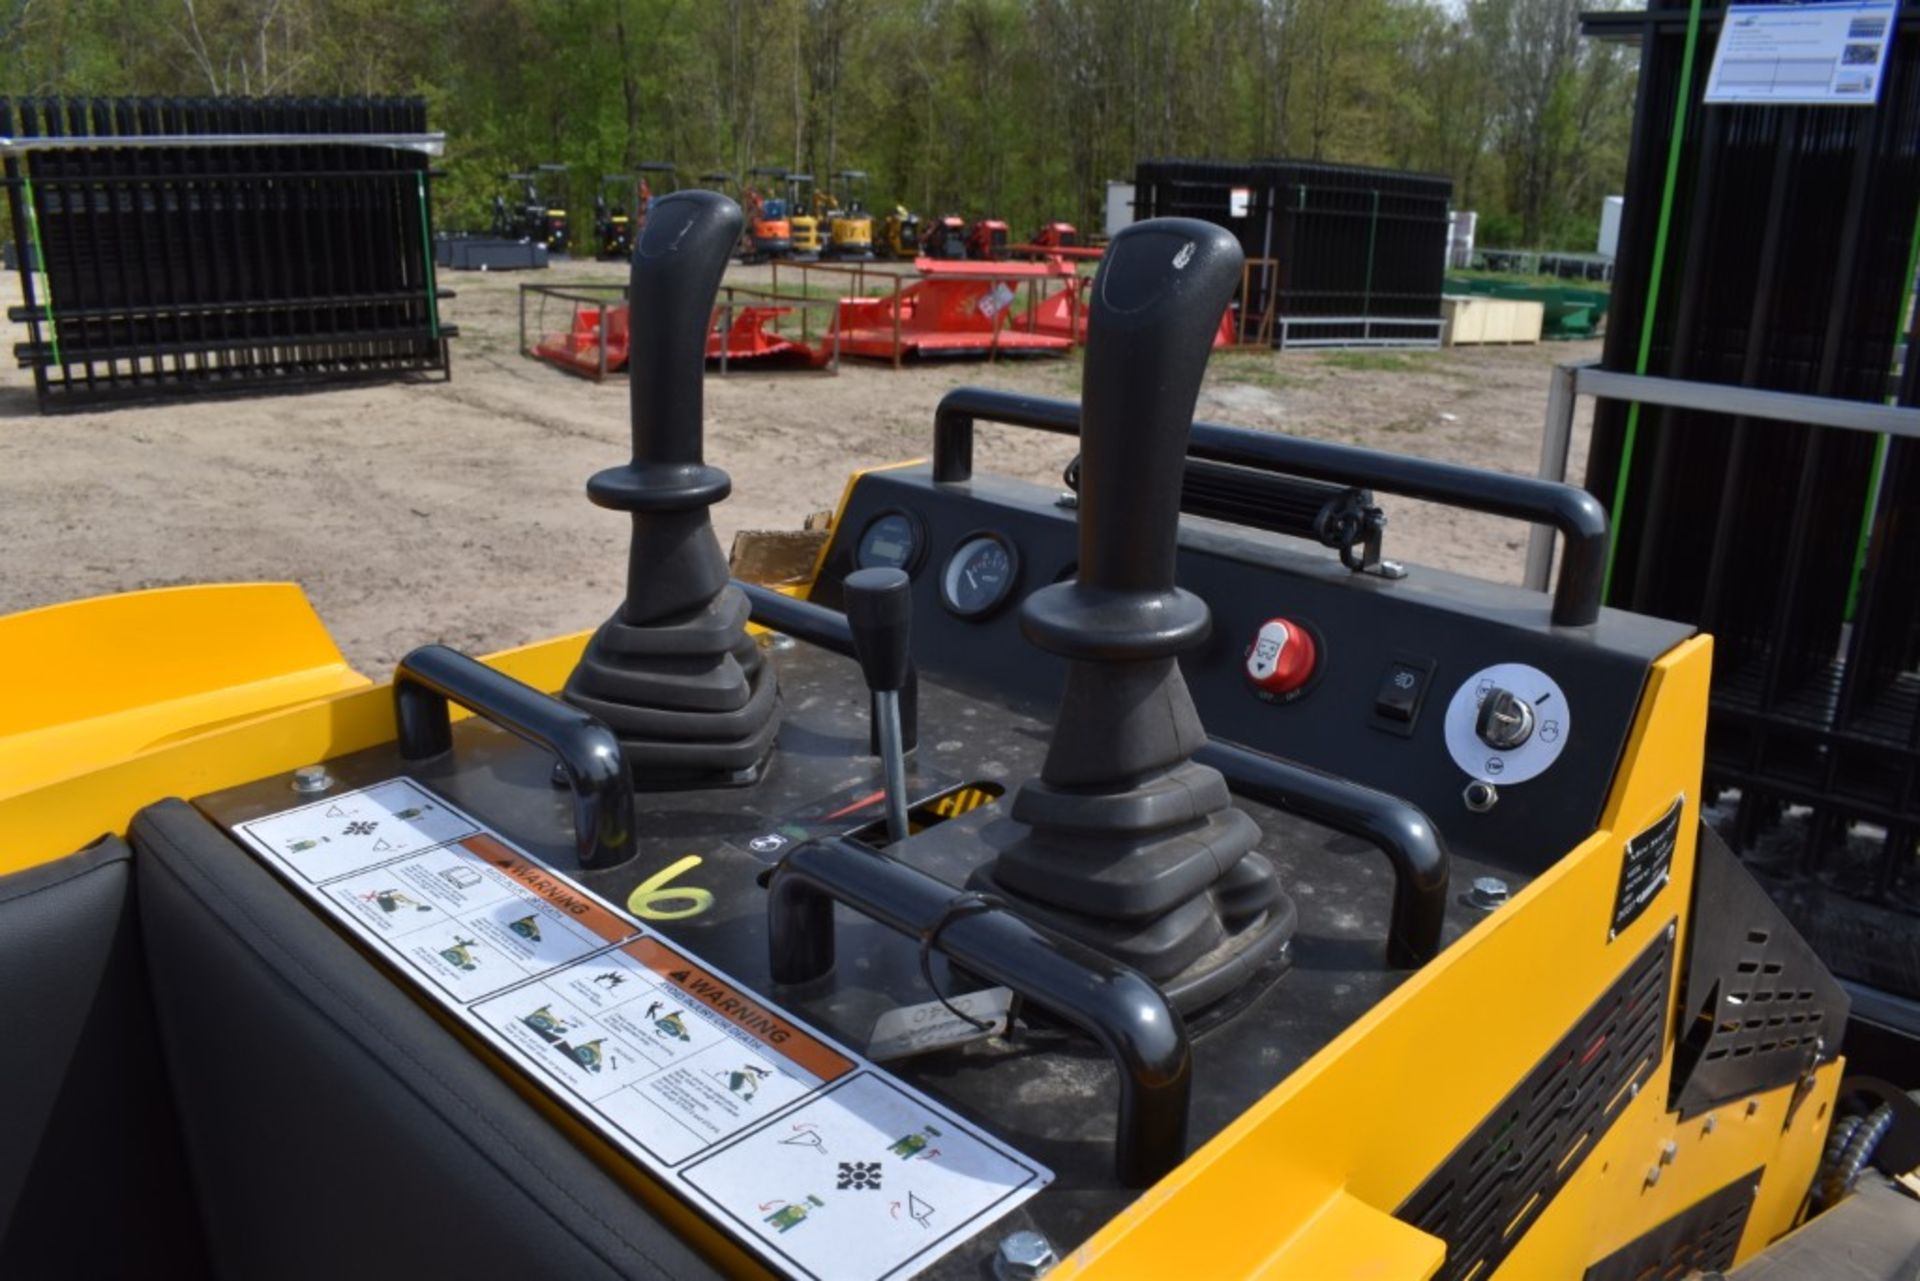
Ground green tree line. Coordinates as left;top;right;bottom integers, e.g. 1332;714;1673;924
2;0;1636;250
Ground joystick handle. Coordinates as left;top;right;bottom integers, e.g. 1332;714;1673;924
586;190;743;515
1022;218;1245;663
844;567;914;843
1078;219;1244;594
844;568;912;694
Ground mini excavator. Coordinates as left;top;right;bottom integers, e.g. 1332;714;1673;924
1;191;1915;1281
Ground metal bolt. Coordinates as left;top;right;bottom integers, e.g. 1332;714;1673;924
1703;1114;1717;1135
994;1230;1058;1281
1629;1080;1641;1100
1467;876;1510;909
1659;1140;1678;1165
1747;1099;1761;1117
291;764;333;794
1462;780;1499;813
1666;921;1676;940
1645;1165;1662;1187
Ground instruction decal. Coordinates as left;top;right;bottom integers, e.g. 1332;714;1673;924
1612;795;1683;939
233;777;1049;1280
1705;1;1895;106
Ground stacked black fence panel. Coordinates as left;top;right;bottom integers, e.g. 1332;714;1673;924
1;95;452;412
1582;4;1920;1012
1132;158;1451;346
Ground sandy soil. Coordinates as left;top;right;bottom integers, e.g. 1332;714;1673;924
0;260;1596;674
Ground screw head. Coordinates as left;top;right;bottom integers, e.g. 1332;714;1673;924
1467;876;1510;909
291;765;333;794
994;1230;1058;1281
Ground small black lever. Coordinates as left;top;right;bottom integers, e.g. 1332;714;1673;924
844;568;914;844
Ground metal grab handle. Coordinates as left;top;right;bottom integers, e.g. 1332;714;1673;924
1195;741;1449;967
931;387;1608;628
393;644;635;870
767;836;1192;1187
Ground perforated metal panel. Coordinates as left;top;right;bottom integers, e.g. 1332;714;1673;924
1583;1170;1759;1281
1670;827;1849;1120
1396;926;1674;1281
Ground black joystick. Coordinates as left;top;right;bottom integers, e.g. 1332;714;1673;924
563;191;781;786
844;567;914;844
975;218;1296;1012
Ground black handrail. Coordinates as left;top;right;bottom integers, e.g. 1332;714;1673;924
1195;742;1450;967
766;835;1192;1187
739;581;1450;967
393;645;635;870
930;387;1608;628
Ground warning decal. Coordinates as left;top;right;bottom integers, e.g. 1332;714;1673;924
232;777;1048;1280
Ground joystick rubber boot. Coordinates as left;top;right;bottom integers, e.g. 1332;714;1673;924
563;191;781;786
975;218;1295;1012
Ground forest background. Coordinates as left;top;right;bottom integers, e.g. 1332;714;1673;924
1;0;1636;251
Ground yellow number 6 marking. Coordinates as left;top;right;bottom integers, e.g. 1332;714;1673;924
626;854;715;921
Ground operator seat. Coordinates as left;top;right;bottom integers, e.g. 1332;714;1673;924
0;806;724;1280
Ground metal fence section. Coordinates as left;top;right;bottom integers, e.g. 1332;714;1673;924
1;96;454;412
1132;158;1452;349
1576;3;1920;1013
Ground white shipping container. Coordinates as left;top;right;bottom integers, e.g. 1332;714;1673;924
1599;195;1625;259
1105;181;1136;240
1449;210;1478;269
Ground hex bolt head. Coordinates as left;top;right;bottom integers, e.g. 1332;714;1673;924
1659;1140;1678;1165
1645;1165;1662;1187
1467;876;1510;909
291;764;333;794
994;1230;1058;1280
1703;1114;1717;1135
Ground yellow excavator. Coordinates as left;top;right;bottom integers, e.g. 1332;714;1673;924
819;169;874;260
1;193;1914;1281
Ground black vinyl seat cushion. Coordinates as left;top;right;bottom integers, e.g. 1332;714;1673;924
132;798;725;1281
0;834;207;1279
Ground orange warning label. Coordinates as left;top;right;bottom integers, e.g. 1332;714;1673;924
624;936;854;1084
462;833;635;944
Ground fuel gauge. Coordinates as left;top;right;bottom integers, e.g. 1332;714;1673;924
940;533;1019;619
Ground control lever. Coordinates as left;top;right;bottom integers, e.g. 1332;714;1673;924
561;190;782;786
978;217;1295;1013
843;568;914;844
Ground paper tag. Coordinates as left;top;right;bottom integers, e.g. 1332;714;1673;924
976;282;1016;319
868;988;1014;1062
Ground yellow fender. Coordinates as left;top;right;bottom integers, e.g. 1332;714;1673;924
0;583;368;801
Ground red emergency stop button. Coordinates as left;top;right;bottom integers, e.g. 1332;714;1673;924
1244;618;1317;701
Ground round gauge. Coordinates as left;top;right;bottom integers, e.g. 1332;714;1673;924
940;533;1020;618
855;510;925;573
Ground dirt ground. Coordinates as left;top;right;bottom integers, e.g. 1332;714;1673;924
0;260;1596;674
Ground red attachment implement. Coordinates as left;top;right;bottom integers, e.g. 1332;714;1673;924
531;300;823;379
532;303;631;378
827;258;1076;363
705;305;824;366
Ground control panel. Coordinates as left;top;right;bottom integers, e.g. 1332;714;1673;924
812;467;1690;873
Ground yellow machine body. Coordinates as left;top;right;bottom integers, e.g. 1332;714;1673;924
0;477;1853;1278
829;212;874;254
789;212;822;255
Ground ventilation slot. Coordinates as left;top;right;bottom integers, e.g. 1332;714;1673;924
1397;927;1674;1281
